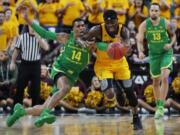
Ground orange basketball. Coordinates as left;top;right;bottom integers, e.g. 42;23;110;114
107;42;128;60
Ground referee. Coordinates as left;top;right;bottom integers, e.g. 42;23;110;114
10;25;49;106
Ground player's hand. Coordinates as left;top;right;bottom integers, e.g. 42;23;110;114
76;38;94;48
138;51;145;59
164;44;172;50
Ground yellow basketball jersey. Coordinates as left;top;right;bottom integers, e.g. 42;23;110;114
96;23;125;62
95;24;130;80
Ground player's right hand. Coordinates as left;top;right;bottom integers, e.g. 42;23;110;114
138;51;145;59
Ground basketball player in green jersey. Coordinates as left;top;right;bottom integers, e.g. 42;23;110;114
137;3;176;119
6;14;93;127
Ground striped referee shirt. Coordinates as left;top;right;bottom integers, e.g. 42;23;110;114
15;33;41;61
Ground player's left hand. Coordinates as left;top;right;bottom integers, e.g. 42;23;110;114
164;44;172;50
76;38;95;48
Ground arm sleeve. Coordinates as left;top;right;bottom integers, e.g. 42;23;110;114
96;42;108;51
31;22;57;40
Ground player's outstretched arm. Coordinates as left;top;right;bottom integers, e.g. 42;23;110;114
23;8;70;44
22;8;57;40
137;21;146;59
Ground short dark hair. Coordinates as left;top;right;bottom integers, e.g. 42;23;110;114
150;3;160;9
103;10;117;21
72;18;85;27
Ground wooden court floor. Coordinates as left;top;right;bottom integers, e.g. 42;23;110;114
0;114;179;135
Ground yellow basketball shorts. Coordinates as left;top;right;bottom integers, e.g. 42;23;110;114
94;58;131;80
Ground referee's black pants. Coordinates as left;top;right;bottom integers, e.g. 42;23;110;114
14;60;41;106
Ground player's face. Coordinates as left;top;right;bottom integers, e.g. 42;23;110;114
149;5;160;20
105;19;118;32
73;21;87;37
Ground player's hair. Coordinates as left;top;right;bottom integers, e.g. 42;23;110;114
103;10;117;21
150;3;160;9
72;18;85;27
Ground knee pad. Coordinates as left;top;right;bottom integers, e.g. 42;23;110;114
101;79;113;91
121;80;138;107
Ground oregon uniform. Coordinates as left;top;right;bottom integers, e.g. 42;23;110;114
94;23;131;80
51;32;90;93
145;17;173;77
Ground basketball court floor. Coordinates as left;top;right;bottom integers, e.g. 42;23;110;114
0;114;179;135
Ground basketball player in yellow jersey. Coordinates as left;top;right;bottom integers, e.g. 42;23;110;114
83;10;142;130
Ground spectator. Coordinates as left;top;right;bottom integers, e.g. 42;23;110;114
107;0;129;24
57;0;85;33
0;50;17;113
128;0;148;28
1;0;19;28
127;20;137;37
38;0;60;31
0;11;12;51
16;0;38;33
166;73;180;112
151;0;172;20
4;8;19;50
84;0;105;29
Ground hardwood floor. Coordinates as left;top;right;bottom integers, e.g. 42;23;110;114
0;114;179;135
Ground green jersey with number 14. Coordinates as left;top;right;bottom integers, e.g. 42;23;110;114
52;32;90;75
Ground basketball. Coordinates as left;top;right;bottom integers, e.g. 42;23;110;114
107;42;128;60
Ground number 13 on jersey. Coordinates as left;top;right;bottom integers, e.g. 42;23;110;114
153;33;161;41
